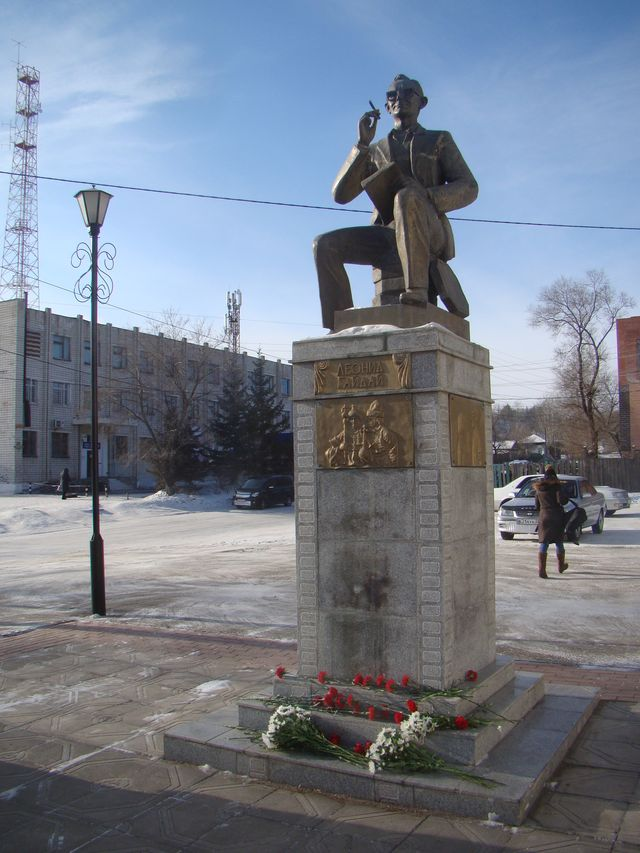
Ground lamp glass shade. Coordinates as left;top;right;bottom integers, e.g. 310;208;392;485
75;189;113;228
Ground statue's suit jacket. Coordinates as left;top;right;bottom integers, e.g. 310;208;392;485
331;125;478;262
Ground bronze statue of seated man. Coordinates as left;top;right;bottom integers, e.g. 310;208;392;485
313;74;478;331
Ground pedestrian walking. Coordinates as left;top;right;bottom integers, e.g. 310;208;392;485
533;465;569;578
59;467;70;500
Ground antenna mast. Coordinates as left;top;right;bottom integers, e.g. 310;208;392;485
224;289;242;353
1;64;42;306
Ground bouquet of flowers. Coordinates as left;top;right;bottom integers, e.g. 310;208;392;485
366;711;492;785
260;705;365;767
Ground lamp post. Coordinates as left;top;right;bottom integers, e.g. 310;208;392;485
73;188;114;615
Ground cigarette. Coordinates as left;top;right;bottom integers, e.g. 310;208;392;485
368;100;381;118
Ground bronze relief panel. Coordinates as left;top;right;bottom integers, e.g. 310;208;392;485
449;394;486;467
314;353;410;395
317;394;414;469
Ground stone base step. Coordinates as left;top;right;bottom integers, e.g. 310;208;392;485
164;681;598;825
238;670;545;766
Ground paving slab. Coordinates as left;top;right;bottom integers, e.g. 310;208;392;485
0;621;637;851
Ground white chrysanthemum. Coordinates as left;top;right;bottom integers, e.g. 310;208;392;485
401;711;437;742
368;760;377;774
261;732;276;749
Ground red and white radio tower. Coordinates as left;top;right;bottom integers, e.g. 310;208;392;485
1;64;42;306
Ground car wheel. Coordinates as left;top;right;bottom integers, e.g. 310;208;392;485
592;510;604;534
605;509;615;517
255;498;265;510
500;532;515;540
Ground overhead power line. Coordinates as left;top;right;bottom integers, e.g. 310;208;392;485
1;169;638;232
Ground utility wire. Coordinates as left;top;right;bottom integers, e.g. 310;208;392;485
1;169;639;231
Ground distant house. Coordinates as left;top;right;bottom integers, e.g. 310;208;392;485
522;433;546;458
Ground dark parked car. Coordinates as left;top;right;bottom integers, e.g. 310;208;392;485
232;475;294;509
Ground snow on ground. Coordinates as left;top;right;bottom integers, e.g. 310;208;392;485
1;490;639;668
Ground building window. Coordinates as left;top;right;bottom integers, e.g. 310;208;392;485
139;350;154;373
209;364;221;385
164;393;179;410
52;335;71;361
281;377;290;396
25;378;38;404
83;340;91;365
22;430;37;457
52;382;70;406
265;374;275;391
51;432;70;458
207;399;219;419
112;435;129;462
112;345;127;369
189;400;201;420
141;392;154;415
187;359;198;381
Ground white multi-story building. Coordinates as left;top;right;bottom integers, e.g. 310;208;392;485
0;298;292;493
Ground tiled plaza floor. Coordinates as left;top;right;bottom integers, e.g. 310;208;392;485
0;620;638;852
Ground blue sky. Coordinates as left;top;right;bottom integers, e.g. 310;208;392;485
1;0;638;404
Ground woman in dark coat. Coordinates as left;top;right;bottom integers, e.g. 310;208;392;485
533;465;568;578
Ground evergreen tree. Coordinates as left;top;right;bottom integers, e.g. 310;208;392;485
245;356;291;475
210;364;250;483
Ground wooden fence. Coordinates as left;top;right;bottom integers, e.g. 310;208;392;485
493;458;640;491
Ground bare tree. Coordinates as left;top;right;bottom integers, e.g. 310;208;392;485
146;307;224;348
529;270;634;457
108;324;219;493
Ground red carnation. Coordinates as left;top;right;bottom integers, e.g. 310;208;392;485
455;715;469;730
347;694;354;706
353;673;363;685
465;670;478;682
364;740;373;750
367;705;376;720
354;742;365;754
327;686;338;698
323;695;334;708
274;665;286;679
401;674;410;688
318;671;327;684
375;674;385;688
394;711;404;724
354;701;361;714
385;679;395;693
407;699;418;713
329;734;341;745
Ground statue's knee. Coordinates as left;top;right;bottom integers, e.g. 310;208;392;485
313;233;327;259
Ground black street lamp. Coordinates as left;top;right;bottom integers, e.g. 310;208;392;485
72;188;114;615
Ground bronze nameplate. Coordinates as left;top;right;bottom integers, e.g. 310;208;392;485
449;394;486;467
317;395;413;469
314;353;410;395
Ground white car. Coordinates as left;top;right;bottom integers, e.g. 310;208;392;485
493;475;539;511
497;475;606;541
595;485;631;517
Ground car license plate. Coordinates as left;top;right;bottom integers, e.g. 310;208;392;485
235;499;251;507
520;518;537;524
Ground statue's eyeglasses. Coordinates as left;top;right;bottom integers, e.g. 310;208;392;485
386;88;418;101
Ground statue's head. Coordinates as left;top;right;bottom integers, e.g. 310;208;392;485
385;74;428;120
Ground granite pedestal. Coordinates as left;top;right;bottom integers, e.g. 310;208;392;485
164;320;598;824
